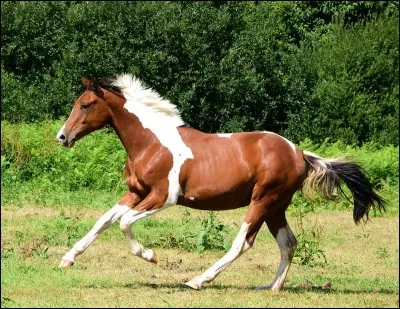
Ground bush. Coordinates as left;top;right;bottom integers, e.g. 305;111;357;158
1;120;126;192
2;122;398;208
284;12;399;145
1;2;398;145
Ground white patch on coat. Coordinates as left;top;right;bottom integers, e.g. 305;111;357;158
217;133;232;138
264;131;296;153
114;74;194;205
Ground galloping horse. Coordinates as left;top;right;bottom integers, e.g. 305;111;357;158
56;74;385;291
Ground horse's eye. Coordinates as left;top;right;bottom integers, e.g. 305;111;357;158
81;104;89;110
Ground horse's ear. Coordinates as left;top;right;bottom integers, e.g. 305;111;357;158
81;77;90;87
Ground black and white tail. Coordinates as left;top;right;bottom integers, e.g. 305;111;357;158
302;151;386;224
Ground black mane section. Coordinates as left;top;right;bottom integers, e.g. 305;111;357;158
86;77;122;95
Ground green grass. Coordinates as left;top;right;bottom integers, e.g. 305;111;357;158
1;121;398;307
2;201;398;308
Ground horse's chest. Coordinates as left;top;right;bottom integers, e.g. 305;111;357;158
125;149;175;188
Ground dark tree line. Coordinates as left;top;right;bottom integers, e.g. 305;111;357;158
1;1;398;145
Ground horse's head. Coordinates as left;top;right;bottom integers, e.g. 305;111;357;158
56;77;112;147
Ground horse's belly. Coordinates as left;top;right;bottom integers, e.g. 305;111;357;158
178;135;257;210
177;190;252;210
179;171;254;210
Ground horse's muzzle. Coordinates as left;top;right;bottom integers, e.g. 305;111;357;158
56;132;75;148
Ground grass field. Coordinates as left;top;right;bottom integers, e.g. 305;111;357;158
1;197;398;308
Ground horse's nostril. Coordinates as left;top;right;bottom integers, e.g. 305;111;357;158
59;134;66;140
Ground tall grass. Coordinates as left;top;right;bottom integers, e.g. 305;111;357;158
2;121;398;211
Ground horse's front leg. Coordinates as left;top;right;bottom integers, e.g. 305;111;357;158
59;192;139;267
119;189;171;264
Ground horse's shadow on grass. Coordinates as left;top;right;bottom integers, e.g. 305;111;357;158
126;282;395;295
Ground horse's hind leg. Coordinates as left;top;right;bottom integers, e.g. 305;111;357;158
258;210;297;291
59;192;138;267
185;204;265;290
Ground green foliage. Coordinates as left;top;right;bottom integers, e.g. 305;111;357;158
1;120;127;193
284;11;399;145
1;1;398;145
293;204;327;267
1;122;398;212
294;231;327;267
192;211;229;252
146;211;230;252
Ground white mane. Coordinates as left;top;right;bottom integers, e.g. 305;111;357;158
112;74;185;127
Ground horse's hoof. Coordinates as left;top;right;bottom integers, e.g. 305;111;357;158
150;253;158;264
59;259;74;268
185;280;201;290
256;284;282;291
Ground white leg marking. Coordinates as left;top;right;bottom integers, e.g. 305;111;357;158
262;223;296;291
59;204;131;266
186;222;251;290
120;207;167;263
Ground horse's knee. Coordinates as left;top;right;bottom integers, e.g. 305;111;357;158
119;215;131;233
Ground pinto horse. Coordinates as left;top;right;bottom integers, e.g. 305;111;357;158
56;74;385;291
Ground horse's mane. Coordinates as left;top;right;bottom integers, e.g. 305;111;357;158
89;74;184;125
87;77;121;94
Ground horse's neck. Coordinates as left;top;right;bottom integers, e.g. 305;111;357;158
107;99;158;159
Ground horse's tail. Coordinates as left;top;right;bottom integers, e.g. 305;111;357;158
302;151;386;224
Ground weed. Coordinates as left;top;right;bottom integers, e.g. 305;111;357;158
151;233;195;251
19;237;50;260
191;211;229;252
377;247;390;259
59;208;88;247
294;229;327;267
147;212;230;252
293;205;327;267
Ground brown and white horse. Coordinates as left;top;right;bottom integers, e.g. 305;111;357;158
56;74;385;291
